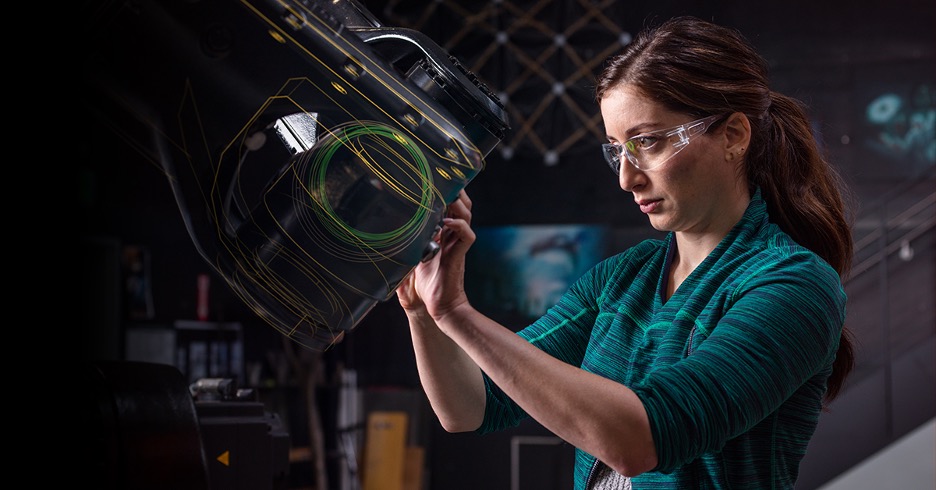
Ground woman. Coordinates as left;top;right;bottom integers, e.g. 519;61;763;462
397;15;855;489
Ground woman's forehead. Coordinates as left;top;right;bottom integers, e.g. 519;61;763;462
601;86;685;136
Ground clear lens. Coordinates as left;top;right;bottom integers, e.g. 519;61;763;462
602;143;623;174
602;114;723;173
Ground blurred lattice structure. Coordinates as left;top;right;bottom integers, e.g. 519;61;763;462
378;0;633;166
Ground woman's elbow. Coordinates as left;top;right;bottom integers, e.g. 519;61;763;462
437;416;481;433
603;445;658;478
434;408;483;433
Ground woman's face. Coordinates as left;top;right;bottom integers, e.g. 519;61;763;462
599;84;747;236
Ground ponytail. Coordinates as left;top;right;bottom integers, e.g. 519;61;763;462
751;91;856;404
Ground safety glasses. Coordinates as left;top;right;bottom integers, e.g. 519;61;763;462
602;114;725;173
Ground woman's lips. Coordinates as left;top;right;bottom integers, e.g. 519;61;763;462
637;199;661;214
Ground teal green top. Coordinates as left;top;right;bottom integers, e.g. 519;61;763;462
477;191;847;489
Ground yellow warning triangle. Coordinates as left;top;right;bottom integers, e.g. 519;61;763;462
217;450;230;466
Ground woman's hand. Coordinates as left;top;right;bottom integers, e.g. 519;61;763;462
417;191;475;320
396;190;475;321
396;268;424;312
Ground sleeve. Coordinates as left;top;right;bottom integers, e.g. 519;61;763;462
475;252;625;434
634;250;847;472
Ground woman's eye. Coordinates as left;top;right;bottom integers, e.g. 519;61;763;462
633;135;659;149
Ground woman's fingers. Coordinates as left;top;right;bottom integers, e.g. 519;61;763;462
458;189;472;211
439;217;476;256
446;190;473;224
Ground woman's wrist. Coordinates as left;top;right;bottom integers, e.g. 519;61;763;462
404;303;434;325
428;297;473;333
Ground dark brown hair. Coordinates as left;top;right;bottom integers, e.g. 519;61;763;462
595;16;855;404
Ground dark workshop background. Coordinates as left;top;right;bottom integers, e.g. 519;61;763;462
77;0;934;489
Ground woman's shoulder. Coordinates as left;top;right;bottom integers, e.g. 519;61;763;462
759;224;837;273
728;226;844;294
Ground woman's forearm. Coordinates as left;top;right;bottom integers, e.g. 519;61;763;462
432;302;658;476
406;307;486;432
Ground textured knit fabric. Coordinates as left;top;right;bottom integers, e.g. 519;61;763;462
476;190;847;490
590;461;632;489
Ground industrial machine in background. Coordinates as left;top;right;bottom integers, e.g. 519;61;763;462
82;361;290;490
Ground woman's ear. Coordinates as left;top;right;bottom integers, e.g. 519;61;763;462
723;112;752;160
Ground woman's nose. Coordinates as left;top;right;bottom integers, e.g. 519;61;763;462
619;160;645;192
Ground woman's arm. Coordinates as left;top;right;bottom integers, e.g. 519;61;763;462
406;191;657;476
399;271;486;432
432;296;658;477
396;191;486;432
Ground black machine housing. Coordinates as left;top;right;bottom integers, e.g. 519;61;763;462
82;0;509;350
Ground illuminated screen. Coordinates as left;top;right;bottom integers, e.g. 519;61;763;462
465;225;609;324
